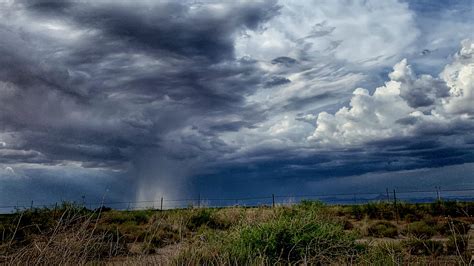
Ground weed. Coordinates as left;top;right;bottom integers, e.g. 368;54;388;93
403;239;443;256
367;221;398;238
404;221;436;239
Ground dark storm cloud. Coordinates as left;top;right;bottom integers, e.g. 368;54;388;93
26;1;280;62
271;56;298;66
1;0;473;205
205;140;474;188
0;1;280;171
265;76;291;87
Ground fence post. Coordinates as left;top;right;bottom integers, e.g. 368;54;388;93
393;189;398;223
272;194;275;208
435;186;440;201
160;197;163;211
30;200;34;209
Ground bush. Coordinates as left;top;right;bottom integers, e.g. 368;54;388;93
404;214;421;222
297;200;325;211
187;209;229;230
436;219;470;236
102;210;150;225
175;209;357;265
446;235;467;256
357;242;405;264
428;200;473;217
351;205;364;220
342;219;354;230
367;221;398;238
363;202;382;219
403;239;443;256
228;217;357;264
405;221;436;239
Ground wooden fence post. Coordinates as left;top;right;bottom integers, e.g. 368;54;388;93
160;197;163;211
198;193;201;208
393;189;398;223
272;194;275;208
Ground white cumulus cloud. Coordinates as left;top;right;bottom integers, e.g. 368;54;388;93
309;39;474;147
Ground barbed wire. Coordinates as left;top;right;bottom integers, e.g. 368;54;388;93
1;187;473;211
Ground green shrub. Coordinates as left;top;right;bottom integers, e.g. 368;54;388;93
445;235;467;256
148;224;181;248
227;217;356;264
357;242;405;264
187;209;229;230
367;221;398;238
342;219;354;230
297;200;325;211
350;202;397;220
351;205;364;220
175;211;357;265
404;214;421;222
428;200;473;217
102;210;150;225
403;239;443;256
405;221;436;239
113;221;147;242
363;202;382;219
436;219;470;236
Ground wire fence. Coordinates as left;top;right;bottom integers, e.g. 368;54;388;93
1;187;473;213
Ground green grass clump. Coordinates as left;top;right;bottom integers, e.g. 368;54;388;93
446;234;468;256
428;200;473;216
229;218;357;264
403;239;443;256
367;221;398;238
404;221;436;239
101;210;151;225
436;219;470;236
175;201;359;264
187;209;230;230
357;242;405;265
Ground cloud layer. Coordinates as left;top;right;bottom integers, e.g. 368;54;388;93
0;0;472;203
311;40;474;147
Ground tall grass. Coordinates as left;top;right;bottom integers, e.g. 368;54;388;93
173;201;361;264
0;200;472;264
1;203;125;264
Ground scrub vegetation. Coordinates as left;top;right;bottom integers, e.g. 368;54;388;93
0;200;472;265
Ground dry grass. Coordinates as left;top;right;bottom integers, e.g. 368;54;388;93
0;200;472;265
2;205;125;265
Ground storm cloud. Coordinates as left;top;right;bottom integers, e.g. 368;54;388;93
0;0;473;204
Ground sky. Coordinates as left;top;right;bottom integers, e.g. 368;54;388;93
0;0;473;206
